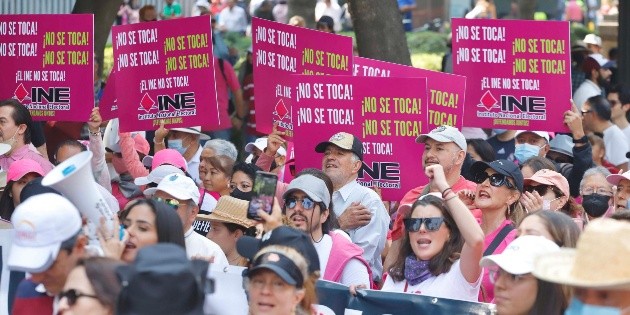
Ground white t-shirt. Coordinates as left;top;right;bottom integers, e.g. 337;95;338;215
622;126;630;147
380;260;481;302
185;227;229;270
188;146;203;185
603;125;630;166
313;232;371;288
573;79;601;110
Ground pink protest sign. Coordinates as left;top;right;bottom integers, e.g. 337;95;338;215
452;18;571;132
292;75;427;201
354;57;466;130
0;15;94;121
252;18;353;137
99;70;117;121
112;15;218;132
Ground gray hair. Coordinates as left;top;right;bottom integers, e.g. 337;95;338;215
203;139;237;161
579;166;612;190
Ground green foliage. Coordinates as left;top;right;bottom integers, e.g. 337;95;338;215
570;22;591;45
406;31;448;55
411;53;443;71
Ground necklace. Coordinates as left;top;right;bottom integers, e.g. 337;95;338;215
228;255;242;265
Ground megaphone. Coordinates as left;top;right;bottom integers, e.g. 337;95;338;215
42;151;116;239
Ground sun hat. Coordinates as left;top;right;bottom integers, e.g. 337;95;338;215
480;235;560;275
196;196;255;228
171;126;210;141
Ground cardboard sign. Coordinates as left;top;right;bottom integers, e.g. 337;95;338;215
112;15;218;132
0;14;94;121
292;75;428;201
252;18;353;137
452;18;571;132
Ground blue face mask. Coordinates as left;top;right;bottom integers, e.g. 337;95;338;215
493;129;508;135
514;143;541;163
167;139;188;155
565;297;622;315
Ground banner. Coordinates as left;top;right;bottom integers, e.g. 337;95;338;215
316;280;496;315
99;69;117;121
112;15;218;132
354;57;466;131
452;18;571;132
292;75;427;201
252;18;353;137
0;14;94;121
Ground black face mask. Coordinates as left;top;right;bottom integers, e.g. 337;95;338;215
582;193;610;217
231;188;254;201
251;155;259;165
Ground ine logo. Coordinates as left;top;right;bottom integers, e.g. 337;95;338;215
13;83;70;104
138;92;196;113
477;90;546;113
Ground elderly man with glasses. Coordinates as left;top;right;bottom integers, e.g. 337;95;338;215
580;166;615;220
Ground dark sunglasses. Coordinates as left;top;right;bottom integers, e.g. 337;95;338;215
524;184;549;196
403;217;444;232
59;289;98;306
473;172;515;190
285;196;316;210
153;197;186;209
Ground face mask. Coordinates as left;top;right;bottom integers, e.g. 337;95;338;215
542;196;562;211
251;155;259;165
231;188;254;201
3;128;19;154
168;139;188;155
514;143;541;163
493;129;508;135
582;193;611;217
565;297;622;315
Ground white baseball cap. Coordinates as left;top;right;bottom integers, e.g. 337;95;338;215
416;125;467;152
583;34;602;46
480;235;559;275
171;126;210;141
8;193;82;273
134;164;185;186
144;173;200;206
245;137;286;156
515;130;550;142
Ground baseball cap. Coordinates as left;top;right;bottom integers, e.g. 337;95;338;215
524;169;570;197
583;34;602;47
315;132;363;161
142;148;188;171
171;126;211;141
607;170;630;186
317;15;334;30
282;174;331;209
8;193;82;273
19;177;61;203
144;173;200;206
237;226;320;274
416;125;467;152
515;130;550;143
103;119;147;153
582;56;601;73
7;158;45;182
245;138;287;157
470;159;524;192
116;244;208;315
246;250;305;288
134;164;185;186
548;134;574;158
480;235;560;275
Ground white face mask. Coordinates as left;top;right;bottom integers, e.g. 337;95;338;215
2;128;19;154
542;196;563;211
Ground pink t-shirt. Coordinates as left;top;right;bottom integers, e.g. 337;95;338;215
478;219;516;302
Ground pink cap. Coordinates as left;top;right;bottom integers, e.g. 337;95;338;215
132;133;150;156
148;149;188;171
524;169;570;197
607;170;630;186
8;159;45;182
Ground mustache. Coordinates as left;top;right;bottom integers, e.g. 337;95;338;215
289;212;308;221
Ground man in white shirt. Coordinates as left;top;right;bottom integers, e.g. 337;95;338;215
573;56;611;110
145;172;228;268
582;95;629;171
607;84;630;145
218;0;248;34
153;126;209;184
314;132;389;282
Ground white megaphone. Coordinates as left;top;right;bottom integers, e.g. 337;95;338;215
42;151;116;242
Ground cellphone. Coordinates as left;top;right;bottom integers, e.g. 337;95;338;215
247;171;278;220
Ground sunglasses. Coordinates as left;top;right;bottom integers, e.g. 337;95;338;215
285;196;316;210
473;172;515;190
59;289;98;306
153;197;187;209
524;184;549;196
403;217;444;232
489;268;531;285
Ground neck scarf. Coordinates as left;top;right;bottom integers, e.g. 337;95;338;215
404;255;433;286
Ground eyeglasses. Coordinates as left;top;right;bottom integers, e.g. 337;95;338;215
153;197;188;209
489;268;532;285
403;217;444;232
473;172;515;190
59;289;99;306
580;187;613;196
581;109;592;116
285;196;316;210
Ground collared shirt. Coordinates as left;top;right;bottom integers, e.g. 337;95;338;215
218;5;248;33
188;145;203;185
332;179;388;281
0;144;53;173
184;226;229;269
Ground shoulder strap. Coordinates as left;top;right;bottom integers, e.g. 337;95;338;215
483;224;514;256
217;58;227;81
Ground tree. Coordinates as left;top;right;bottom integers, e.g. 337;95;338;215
518;0;537;20
72;0;120;78
350;0;411;65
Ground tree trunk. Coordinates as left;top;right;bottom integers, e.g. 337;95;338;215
518;0;537;20
288;0;317;28
350;0;411;65
618;1;629;85
72;0;120;78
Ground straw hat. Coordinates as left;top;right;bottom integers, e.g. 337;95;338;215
533;218;630;289
196;196;255;228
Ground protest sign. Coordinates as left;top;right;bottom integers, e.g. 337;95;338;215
112;15;218;132
204;265;248;315
0;15;94;121
292;75;427;201
354;57;466;130
452;18;571;132
99;69;117;121
252;18;353;137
